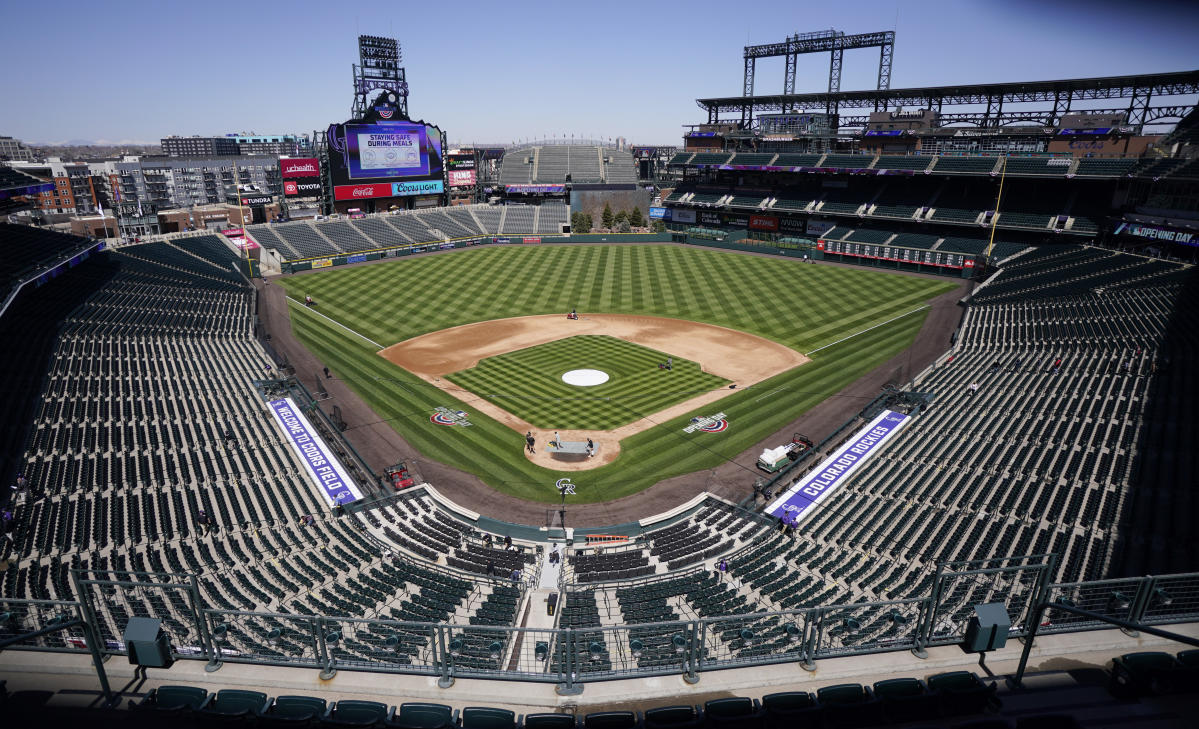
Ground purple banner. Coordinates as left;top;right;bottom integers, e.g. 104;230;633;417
268;397;362;506
767;410;910;521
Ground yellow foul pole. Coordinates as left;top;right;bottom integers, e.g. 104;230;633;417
985;156;1008;261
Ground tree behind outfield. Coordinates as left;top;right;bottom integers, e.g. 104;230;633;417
628;207;644;227
614;210;628;226
602;203;614;229
571;212;592;234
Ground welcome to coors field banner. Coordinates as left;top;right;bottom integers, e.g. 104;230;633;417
267;397;363;507
766;409;911;523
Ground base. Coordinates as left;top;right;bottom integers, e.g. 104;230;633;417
437;676;455;689
204;660;222;673
555;683;584;696
319;666;337;680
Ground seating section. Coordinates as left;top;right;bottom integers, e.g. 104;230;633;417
939;236;1027;261
772;153;823;167
1074;158;1136;177
498;146;635;185
246;204;566;261
1003;157;1070;175
932;157;1000;174
689;152;733;166
0;224;96;303
729;153;776;166
821;154;874;170
874;156;934;171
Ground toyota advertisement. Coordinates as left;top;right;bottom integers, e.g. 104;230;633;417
284;179;323;197
279;158;320;178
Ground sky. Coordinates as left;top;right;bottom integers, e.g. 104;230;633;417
2;0;1197;146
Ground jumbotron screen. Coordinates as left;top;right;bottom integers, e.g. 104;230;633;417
327;120;446;201
346;123;438;179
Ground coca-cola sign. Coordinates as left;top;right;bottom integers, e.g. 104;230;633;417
280;158;320;178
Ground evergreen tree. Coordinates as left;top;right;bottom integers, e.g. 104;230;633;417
628;207;645;227
601;203;614;229
618;220;631;233
582;213;593;233
614;210;628;226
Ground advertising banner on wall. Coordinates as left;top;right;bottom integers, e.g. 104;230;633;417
648;207;669;220
280;158;321;178
284;180;324;197
448;170;477;187
333;180;445;201
806;219;836;236
748;214;779;232
671;208;696;223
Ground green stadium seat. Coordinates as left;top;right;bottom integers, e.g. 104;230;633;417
198;688;270;719
872;678;936;722
524;714;578;728
761;691;820;728
460;706;517;729
927;671;998;716
583;711;640;729
816;683;881;728
134;685;211;713
262;695;329;725
1109;651;1185;697
644;704;701;728
325;699;393;727
386;702;457;728
703;697;763;727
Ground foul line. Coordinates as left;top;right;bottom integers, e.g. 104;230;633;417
286;296;385;350
804;305;929;357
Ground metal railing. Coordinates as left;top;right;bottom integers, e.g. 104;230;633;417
2;567;1196;688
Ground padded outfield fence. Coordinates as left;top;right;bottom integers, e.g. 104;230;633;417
2;563;1196;690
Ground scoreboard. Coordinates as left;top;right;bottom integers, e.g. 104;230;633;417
819;240;974;269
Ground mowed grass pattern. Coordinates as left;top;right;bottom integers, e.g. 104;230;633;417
279;245;957;502
446;335;729;430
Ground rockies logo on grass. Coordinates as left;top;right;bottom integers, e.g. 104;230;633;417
555;478;576;496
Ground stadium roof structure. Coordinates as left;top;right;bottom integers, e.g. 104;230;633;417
697;69;1199;131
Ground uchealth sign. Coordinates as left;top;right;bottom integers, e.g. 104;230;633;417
333;180;445;201
284;180;323;197
280;157;320;178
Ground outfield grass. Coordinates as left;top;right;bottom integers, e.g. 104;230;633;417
278;244;956;503
446;334;729;430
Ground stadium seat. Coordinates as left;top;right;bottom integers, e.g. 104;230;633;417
927;672;998;716
643;704;702;728
702;697;763;727
872;677;936;722
761;691;820;728
324;699;394;727
134;685;211;714
460;706;518;729
524;714;578;728
816;683;881;728
1108;651;1184;697
386;702;457;728
261;695;329;725
583;711;641;729
197;689;270;719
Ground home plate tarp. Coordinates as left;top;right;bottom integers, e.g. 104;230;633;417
766;409;911;523
267;397;364;507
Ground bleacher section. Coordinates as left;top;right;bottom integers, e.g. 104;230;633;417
603;148;638;184
498;145;636;186
821;154;874;170
1074;158;1136;177
772;153;823;167
874;156;934;171
0;224;97;304
931;157;1000;174
1003;157;1070;176
246;203;566;261
0;243;534;653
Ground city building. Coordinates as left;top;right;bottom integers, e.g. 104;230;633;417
0;135;35;161
160;135;240;157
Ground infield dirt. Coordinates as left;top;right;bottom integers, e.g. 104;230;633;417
379;314;809;470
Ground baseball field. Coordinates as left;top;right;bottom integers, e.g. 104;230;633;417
277;243;956;503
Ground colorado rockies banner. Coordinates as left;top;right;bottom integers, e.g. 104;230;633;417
268;397;364;507
766;409;911;522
